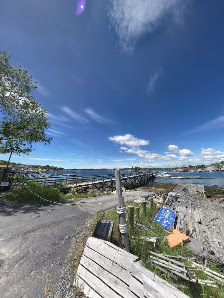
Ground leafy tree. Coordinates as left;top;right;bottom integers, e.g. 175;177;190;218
0;51;52;165
133;166;141;172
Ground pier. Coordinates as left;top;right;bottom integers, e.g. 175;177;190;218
9;168;155;193
65;173;155;193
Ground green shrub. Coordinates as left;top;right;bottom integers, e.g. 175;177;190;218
5;181;61;204
54;182;68;193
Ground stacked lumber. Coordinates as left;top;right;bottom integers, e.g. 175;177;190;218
76;237;189;298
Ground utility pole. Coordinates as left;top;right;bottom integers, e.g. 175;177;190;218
115;169;130;252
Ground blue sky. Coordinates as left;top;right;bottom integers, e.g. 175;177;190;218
1;0;224;169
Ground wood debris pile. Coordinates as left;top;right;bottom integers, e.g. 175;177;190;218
164;184;224;266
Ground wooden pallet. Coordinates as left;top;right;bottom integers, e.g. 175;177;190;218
76;237;189;298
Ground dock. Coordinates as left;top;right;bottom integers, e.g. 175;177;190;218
9;168;155;193
66;173;155;193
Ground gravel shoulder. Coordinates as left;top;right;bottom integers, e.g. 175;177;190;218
0;190;151;298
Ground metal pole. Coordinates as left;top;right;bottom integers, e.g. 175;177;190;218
115;169;130;252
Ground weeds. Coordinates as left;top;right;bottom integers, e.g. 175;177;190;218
5;181;61;204
45;278;53;294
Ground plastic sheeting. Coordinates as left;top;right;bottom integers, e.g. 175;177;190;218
154;208;175;229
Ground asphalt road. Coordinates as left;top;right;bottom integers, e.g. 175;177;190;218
0;190;151;298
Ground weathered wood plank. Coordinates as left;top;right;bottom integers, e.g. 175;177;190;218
87;237;138;262
80;255;137;298
77;265;120;298
150;256;188;273
129;276;144;298
150;251;185;268
77;276;102;298
132;261;189;297
83;246;130;285
77;238;189;298
150;259;191;281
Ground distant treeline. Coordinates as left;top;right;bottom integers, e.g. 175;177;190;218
0;160;64;171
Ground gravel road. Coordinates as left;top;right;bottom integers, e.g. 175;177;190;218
0;190;151;298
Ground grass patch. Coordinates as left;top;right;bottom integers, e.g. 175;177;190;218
205;185;224;199
5;179;99;204
98;199;224;298
141;182;176;192
68;192;97;199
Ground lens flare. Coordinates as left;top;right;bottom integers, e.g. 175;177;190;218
76;0;86;15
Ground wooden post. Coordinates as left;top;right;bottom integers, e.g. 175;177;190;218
150;197;154;209
127;206;134;231
111;178;113;192
102;176;105;192
115;169;130;252
135;207;140;221
92;177;95;192
142;201;147;215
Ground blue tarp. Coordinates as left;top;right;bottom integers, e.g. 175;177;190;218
154;208;175;229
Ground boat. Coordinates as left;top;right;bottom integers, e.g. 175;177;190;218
157;172;172;178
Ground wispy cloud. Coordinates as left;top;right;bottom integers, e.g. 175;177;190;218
28;158;64;161
147;69;162;94
187;114;224;134
108;0;187;52
47;113;75;129
46;128;65;137
60;106;89;124
85;107;112;124
36;82;51;96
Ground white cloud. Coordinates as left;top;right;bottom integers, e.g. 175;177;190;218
120;146;161;160
85;107;111;124
201;148;224;161
109;134;224;167
168;144;179;153
108;0;186;52
162;154;178;160
201;148;223;156
60;106;88;124
109;134;149;147
109;134;162;161
168;144;194;156
179;149;194;156
147;69;162;94
187;114;224;134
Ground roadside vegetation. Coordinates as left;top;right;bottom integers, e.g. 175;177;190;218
97;196;224;298
4;178;98;204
